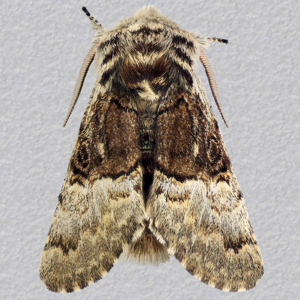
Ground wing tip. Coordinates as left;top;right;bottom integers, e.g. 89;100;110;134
39;248;111;293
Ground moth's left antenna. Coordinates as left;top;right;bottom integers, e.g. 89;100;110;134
200;38;229;128
63;7;101;127
82;6;102;29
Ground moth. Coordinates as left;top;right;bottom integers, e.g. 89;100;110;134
40;6;263;293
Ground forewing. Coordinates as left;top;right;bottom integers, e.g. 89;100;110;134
40;86;146;292
147;90;263;291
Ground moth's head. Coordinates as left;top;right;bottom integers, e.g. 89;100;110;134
105;5;182;34
83;6;213;50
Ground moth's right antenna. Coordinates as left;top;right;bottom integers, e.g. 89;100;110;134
63;43;97;127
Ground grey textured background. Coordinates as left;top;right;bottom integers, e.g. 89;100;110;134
1;0;299;299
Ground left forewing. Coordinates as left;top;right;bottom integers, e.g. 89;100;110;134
40;86;146;292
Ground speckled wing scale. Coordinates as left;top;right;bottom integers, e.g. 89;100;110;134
40;6;263;293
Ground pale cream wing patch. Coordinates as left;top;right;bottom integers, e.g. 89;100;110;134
147;169;263;292
40;167;145;293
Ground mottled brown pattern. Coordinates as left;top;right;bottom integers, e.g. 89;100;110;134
40;5;263;294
